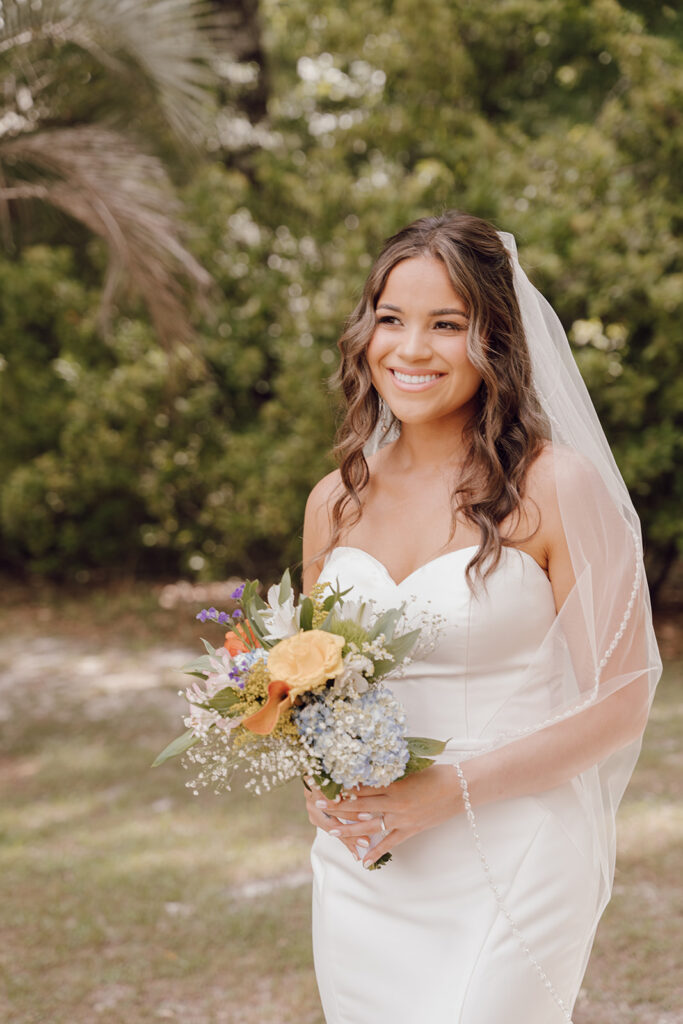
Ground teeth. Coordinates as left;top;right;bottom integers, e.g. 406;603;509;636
392;370;442;384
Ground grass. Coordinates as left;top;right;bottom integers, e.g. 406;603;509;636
0;581;680;1023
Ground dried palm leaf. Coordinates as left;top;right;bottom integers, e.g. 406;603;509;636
0;125;213;343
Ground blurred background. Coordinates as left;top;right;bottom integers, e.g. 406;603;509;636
0;1;680;1022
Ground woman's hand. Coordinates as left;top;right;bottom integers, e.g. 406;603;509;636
303;780;376;862
309;766;464;867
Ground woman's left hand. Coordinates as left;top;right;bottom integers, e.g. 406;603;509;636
317;765;464;867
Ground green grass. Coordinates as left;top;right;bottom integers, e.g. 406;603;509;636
0;584;680;1023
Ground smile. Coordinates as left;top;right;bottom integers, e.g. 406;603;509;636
390;369;444;385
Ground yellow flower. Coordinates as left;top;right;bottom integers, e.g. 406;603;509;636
267;629;345;700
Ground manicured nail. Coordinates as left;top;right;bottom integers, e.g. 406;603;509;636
329;829;341;837
357;838;370;848
357;813;373;821
315;800;327;809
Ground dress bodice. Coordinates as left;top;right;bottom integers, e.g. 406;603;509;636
317;545;558;757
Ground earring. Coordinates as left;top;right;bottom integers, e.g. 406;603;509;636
378;396;393;432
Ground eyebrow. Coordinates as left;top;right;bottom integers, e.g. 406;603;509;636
376;302;469;318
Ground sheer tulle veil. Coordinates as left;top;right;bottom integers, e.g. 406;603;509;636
365;230;662;1019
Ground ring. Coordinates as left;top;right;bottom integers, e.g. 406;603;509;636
379;813;388;836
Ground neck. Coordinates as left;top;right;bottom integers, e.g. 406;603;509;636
386;407;474;474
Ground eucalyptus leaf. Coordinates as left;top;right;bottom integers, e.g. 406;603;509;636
316;776;343;800
402;752;434;775
407;736;449;757
206;686;243;713
278;568;292;604
299;596;314;631
151;729;199;768
368;606;405;642
181;654;214;674
372;628;421;678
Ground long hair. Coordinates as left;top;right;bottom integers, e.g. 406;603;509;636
326;210;550;590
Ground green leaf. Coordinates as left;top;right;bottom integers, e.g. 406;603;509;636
368;605;405;642
181;654;214;675
151;729;199;767
367;852;393;870
402;753;434;775
372;628;421;678
299;596;314;631
205;686;243;713
200;638;216;656
316;776;343;800
278;568;292;604
407;736;449;757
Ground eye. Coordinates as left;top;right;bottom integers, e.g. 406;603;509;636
434;320;468;331
375;314;401;325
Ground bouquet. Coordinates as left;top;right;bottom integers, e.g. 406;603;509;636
153;570;446;867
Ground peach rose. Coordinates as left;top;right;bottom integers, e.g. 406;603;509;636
267;629;345;700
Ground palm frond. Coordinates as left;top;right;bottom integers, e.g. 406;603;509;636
0;126;212;343
0;0;218;142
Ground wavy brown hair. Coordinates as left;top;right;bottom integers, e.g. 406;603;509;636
323;210;551;591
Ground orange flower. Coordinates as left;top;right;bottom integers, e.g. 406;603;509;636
242;679;292;735
224;621;260;656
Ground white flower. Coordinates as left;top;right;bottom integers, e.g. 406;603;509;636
260;584;301;639
340;598;376;629
328;665;369;698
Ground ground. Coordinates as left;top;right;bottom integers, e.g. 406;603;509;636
0;579;680;1023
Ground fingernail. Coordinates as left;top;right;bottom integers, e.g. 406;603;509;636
329;829;341;837
357;813;373;821
357;838;370;848
315;800;327;809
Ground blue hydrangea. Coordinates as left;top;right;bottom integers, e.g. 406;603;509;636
293;686;410;790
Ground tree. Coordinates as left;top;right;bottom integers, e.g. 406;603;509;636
0;0;218;342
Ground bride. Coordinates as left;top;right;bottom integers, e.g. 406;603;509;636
300;212;661;1023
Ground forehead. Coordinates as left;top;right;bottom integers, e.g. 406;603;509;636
377;255;467;311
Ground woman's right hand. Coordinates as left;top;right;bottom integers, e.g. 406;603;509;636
303;781;374;862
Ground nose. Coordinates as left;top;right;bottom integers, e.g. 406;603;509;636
396;323;431;361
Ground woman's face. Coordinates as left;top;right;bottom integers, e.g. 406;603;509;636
366;255;483;427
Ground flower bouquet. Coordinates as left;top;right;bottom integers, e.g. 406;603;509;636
153;570;446;868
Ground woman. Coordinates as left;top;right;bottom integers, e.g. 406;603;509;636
301;212;661;1024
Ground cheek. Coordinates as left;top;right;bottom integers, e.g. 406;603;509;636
365;334;384;380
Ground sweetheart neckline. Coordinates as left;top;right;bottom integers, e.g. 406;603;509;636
323;544;551;589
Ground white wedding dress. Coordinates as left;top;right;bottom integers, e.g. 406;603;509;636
311;545;602;1024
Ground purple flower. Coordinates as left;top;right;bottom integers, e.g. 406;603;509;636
232;609;244;619
230;584;245;600
196;607;230;623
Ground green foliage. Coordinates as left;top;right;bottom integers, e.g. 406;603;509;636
0;0;680;594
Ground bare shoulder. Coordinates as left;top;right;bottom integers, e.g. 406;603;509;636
302;469;345;591
526;441;604;510
524;441;599;609
304;468;344;534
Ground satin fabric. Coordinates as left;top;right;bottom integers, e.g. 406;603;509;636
311;546;600;1024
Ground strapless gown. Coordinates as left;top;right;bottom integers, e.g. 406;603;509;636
311;545;601;1024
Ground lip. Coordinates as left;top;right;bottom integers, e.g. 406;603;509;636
388;368;445;391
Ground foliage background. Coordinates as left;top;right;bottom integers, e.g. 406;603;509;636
0;0;680;598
